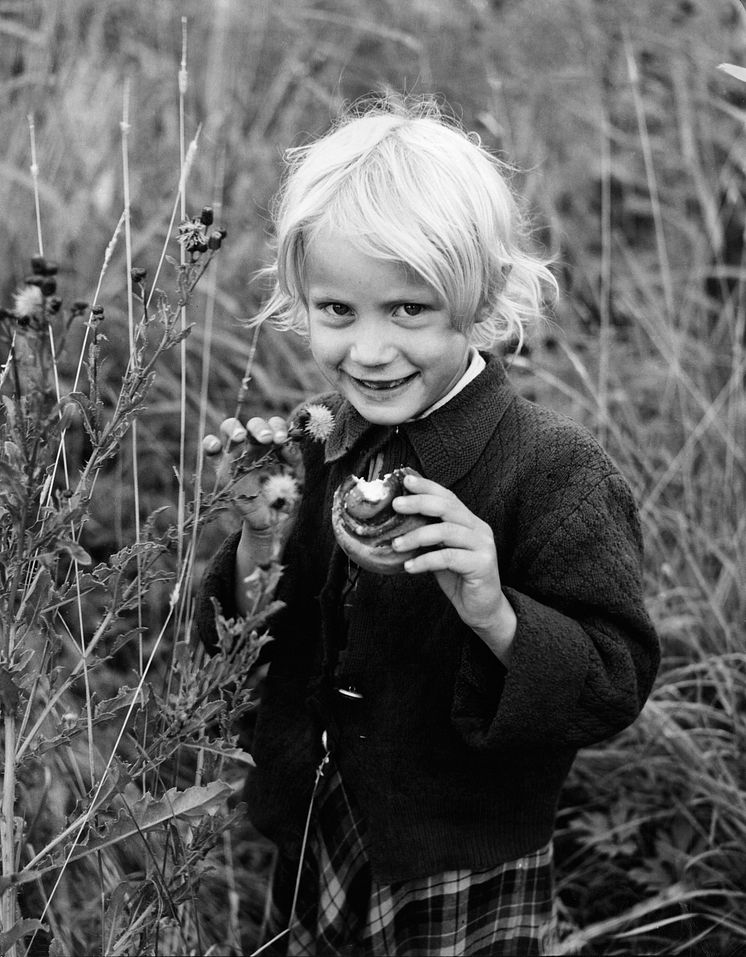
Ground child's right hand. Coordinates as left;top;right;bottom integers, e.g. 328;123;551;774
202;415;301;573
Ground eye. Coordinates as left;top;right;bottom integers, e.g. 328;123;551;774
320;302;353;318
394;303;427;318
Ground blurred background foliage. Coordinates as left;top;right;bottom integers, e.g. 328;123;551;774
1;0;745;952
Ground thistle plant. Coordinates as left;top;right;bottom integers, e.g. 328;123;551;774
0;222;280;956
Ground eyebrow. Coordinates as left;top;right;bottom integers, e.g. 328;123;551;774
308;287;439;305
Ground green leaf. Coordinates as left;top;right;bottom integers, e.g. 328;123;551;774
0;918;48;953
718;63;746;83
49;781;235;868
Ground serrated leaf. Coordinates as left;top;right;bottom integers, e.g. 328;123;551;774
94;684;150;719
0;918;48;953
180;739;256;766
48;938;72;957
718;63;746;83
50;781;234;868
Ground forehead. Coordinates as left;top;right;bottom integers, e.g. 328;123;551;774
304;229;430;293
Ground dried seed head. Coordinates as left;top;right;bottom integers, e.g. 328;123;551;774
13;284;44;320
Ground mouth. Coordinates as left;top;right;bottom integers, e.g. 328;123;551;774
348;372;419;392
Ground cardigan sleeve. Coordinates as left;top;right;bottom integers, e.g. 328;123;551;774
452;469;660;750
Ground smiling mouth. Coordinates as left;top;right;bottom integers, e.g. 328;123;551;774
350;372;419;391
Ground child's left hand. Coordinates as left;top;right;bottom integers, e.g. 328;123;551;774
392;472;516;665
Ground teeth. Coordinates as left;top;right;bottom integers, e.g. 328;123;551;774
359;376;411;390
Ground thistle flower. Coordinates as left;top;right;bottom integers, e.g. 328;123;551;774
297;403;335;442
177;218;209;254
261;472;300;511
13;284;44;321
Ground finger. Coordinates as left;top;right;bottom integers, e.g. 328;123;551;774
247;416;275;445
393;521;486;554
202;434;223;457
267;415;289;444
403;545;495;578
393;491;472;523
219;417;248;446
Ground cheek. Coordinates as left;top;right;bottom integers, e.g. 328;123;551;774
308;323;342;369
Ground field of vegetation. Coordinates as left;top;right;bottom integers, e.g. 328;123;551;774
1;0;745;954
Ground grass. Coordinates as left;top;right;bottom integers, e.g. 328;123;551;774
0;0;745;953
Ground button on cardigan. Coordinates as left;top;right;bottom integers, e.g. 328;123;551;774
196;355;660;882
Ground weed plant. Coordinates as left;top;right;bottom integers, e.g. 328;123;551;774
0;0;745;954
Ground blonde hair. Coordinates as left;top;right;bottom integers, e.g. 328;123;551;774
254;96;557;350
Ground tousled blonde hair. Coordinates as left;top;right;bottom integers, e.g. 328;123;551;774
253;96;557;350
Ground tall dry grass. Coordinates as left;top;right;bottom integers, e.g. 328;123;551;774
0;0;745;953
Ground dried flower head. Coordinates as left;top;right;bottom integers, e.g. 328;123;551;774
13;284;43;320
177;218;209;254
261;472;300;511
303;403;335;441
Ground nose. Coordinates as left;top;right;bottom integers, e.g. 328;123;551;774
348;316;396;367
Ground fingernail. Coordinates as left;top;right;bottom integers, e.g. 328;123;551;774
203;436;222;455
392;537;402;550
230;428;245;443
258;429;273;441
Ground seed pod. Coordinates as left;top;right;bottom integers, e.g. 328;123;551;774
47;296;63;314
24;275;44;287
30;254;47;275
91;304;105;320
200;205;214;226
130;266;147;284
43;260;59;276
208;230;223;250
72;299;89;313
41;277;57;296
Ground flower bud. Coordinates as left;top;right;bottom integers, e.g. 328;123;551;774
199;206;214;226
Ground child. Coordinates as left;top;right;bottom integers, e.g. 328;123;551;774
197;97;660;956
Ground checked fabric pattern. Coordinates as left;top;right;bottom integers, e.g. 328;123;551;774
284;760;559;956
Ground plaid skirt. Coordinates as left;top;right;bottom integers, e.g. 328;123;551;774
268;756;559;957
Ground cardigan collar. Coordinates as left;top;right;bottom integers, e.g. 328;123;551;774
323;355;516;488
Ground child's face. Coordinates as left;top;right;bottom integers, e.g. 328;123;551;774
305;229;471;426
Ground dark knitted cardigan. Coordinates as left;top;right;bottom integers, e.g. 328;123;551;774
196;356;660;882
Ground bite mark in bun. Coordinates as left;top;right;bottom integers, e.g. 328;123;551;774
331;467;433;574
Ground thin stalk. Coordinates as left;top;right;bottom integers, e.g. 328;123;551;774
597;101;612;447
1;713;18;955
177;16;189;567
27;114;43;257
623;32;674;321
121;80;145;688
